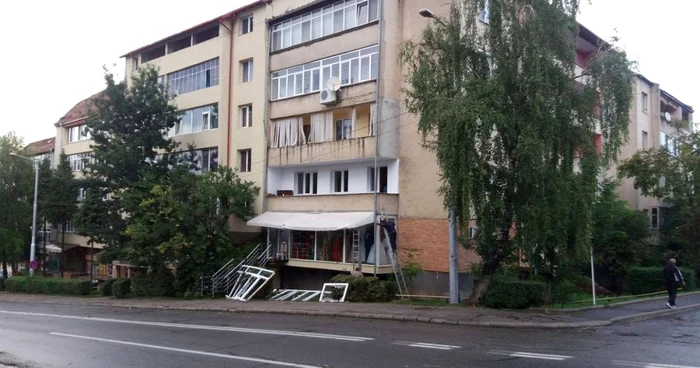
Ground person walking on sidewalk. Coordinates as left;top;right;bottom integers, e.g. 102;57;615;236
663;258;685;309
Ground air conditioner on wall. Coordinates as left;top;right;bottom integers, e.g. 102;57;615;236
320;88;337;105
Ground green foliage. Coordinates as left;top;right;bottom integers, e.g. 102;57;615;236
131;270;175;297
552;281;578;305
481;278;547;309
592;180;653;294
0;132;33;280
628;266;696;295
111;278;131;299
101;278;116;296
400;0;634;304
0;277;5;291
619;128;700;270
44;153;78;276
329;275;398;302
4;276;91;295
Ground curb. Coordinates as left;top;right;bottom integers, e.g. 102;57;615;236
2;296;700;329
531;291;700;313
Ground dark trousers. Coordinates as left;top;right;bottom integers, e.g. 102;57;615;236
667;282;678;306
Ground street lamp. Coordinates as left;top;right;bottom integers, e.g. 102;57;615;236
10;152;39;278
419;8;459;305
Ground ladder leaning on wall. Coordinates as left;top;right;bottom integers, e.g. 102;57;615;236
379;209;408;299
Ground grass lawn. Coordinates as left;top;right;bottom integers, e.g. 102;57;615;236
541;290;691;310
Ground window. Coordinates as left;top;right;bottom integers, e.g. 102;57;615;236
651;207;659;229
271;0;379;51
368;166;388;193
166;58;219;95
335;119;353;140
168;104;218;137
63;219;75;233
238;149;252;172
242;60;254;82
241;15;253;34
641;92;648;113
77;188;86;202
478;0;490;23
271;45;378;100
296;172;318;195
333;170;349;193
642;131;648;149
240;105;253;127
199;148;219;173
67;124;90;143
68;152;92;172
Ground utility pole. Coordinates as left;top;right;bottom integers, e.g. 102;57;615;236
10;153;39;278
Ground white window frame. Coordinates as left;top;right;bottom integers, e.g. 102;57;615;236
271;45;378;101
271;0;379;52
67;124;90;143
296;172;318;195
242;59;254;82
77;188;86;202
367;165;388;193
166;58;219;95
650;207;659;229
239;149;252;172
332;169;349;193
64;219;75;233
169;104;218;137
240;105;253;128
68;152;92;172
642;130;648;149
241;15;254;35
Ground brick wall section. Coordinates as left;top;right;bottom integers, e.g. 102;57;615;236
397;218;481;273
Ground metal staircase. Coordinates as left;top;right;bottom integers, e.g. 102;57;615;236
200;243;270;297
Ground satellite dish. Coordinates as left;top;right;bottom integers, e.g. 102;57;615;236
326;76;341;91
664;112;672;122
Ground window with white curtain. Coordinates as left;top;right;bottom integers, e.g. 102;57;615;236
271;0;379;51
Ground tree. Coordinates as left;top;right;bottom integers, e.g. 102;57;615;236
619;125;700;271
400;0;634;303
77;65;181;262
125;166;259;293
36;158;53;275
43;153;77;277
591;179;651;293
0;132;33;279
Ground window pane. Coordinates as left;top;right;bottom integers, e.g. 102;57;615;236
350;59;359;84
345;5;357;28
343;170;349;192
301;21;311;42
360;56;370;80
295;74;303;94
279;78;287;98
303;71;311;93
312;173;318;194
305;173;311;194
368;0;378;21
287;75;295;96
312;17;322;39
331;64;340;79
370;53;378;79
272;31;282;51
334;171;342;192
182;110;193;134
358;3;368;24
192;108;203;132
297;173;304;194
211;107;219;129
283;28;292;48
323;13;333;35
333;10;343;32
272;78;279;100
312;69;320;91
202;149;210;171
341;62;350;84
292;24;302;45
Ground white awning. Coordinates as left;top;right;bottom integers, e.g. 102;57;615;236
38;243;63;253
247;211;374;231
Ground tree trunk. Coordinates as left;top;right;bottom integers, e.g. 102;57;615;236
466;226;511;305
1;250;8;280
42;218;47;276
60;224;65;278
89;241;94;283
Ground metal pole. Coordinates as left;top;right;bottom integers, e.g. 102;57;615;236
29;160;38;278
449;208;459;304
372;0;384;277
590;247;596;305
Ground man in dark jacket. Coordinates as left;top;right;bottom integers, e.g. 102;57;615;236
663;258;685;309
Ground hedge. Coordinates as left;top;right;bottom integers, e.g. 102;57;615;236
0;277;5;291
101;278;117;296
328;275;398;302
112;278;131;299
3;276;91;296
628;266;697;295
482;278;547;309
131;271;175;297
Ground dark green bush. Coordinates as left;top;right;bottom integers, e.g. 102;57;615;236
628;266;696;295
552;280;578;305
112;278;131;299
101;279;117;296
328;275;397;302
3;276;91;295
132;270;175;297
482;278;547;309
0;277;5;291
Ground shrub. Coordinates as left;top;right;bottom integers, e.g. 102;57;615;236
552;280;578;305
3;276;91;295
101;278;117;296
328;275;398;302
628;267;696;295
132;270;175;297
0;277;5;291
482;278;547;309
112;278;131;299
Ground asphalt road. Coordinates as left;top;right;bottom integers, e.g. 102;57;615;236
0;301;698;368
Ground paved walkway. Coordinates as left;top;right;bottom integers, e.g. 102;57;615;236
1;291;700;328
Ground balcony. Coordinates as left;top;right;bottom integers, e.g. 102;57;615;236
267;193;398;214
268;136;377;167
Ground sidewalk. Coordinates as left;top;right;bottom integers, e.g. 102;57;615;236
1;291;700;329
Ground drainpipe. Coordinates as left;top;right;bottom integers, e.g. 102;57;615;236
262;9;273;217
372;0;384;277
221;17;235;167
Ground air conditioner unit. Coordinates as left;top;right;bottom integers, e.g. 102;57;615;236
320;88;337;105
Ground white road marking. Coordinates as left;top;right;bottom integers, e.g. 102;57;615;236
613;360;700;368
393;341;461;350
50;332;320;368
0;310;373;342
488;350;573;361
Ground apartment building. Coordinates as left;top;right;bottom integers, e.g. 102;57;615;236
610;74;694;232
23;137;56;165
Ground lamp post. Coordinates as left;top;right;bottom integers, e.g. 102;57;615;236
419;8;459;304
10;152;39;278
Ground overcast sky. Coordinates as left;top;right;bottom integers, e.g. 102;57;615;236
1;0;697;144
